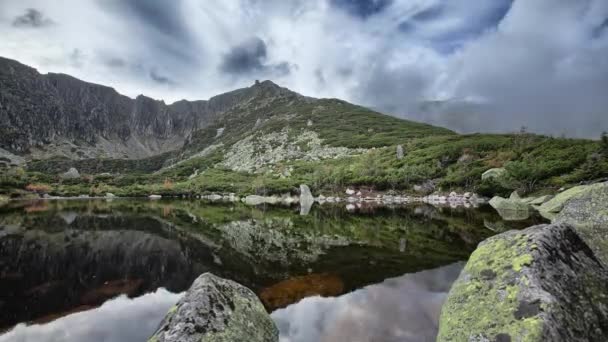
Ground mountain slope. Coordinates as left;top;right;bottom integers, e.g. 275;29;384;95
0;57;290;160
1;57;606;198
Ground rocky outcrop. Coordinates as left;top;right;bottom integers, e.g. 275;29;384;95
149;273;278;342
61;167;80;179
438;224;608;342
539;182;608;265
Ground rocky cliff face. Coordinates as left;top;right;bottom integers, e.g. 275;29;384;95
0;57;291;159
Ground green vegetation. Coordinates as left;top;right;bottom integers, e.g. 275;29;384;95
2;92;605;199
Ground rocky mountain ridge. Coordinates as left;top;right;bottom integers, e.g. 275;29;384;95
0;56;295;160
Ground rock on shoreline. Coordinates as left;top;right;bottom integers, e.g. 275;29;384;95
437;223;608;342
149;273;278;342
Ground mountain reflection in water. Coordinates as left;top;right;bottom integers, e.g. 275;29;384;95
0;199;546;341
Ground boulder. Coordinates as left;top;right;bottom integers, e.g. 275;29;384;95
540;182;608;265
481;167;506;181
396;145;404;160
489;196;531;221
528;194;553;206
299;184;314;215
105;193;116;198
244;195;266;205
538;183;599;218
149;194;162;199
149;273;278;342
0;195;8;206
438;224;608;342
61;167;80;179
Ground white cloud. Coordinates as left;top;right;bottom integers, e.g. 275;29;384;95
0;0;606;137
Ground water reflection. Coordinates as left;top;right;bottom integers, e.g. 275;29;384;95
0;199;546;337
0;289;182;342
272;263;463;342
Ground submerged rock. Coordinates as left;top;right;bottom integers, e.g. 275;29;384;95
149;273;278;342
437;223;608;342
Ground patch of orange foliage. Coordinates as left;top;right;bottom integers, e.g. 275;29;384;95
259;273;344;310
25;183;51;193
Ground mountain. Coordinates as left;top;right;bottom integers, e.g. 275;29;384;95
0;57;606;199
0;57;296;160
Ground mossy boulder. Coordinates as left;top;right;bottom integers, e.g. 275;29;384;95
542;182;608;265
482;167;507;181
437;224;608;342
149;273;278;342
0;195;8;206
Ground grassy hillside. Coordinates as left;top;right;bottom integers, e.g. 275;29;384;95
4;84;608;198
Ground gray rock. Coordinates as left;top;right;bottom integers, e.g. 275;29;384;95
540;182;608;265
61;167;80;179
149;194;162;199
396;145;404;160
489;196;531;221
105;193;116;198
299;184;314;215
149;273;278;342
481;167;507;181
438;223;608;342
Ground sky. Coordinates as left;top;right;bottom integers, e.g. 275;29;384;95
0;0;607;138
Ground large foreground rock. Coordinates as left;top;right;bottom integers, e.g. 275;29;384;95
539;182;608;265
149;273;278;342
438;224;608;342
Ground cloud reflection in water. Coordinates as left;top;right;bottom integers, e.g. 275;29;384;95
271;262;464;342
0;289;183;342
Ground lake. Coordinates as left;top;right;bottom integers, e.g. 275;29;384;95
0;199;546;341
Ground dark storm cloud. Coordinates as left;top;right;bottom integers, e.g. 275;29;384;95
12;8;54;28
98;0;201;68
220;37;291;77
149;70;176;85
330;0;393;19
221;37;267;74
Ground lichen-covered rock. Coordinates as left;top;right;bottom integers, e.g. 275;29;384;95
437;224;608;342
61;167;80;179
489;196;531;221
149;273;278;342
538;184;598;218
481;167;507;181
542;182;608;265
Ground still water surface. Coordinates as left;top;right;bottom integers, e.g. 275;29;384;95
0;199;545;341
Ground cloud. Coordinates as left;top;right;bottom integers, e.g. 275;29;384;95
150;69;176;85
0;0;606;138
220;37;292;77
330;0;393;19
12;8;54;28
0;289;182;342
271;262;463;342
